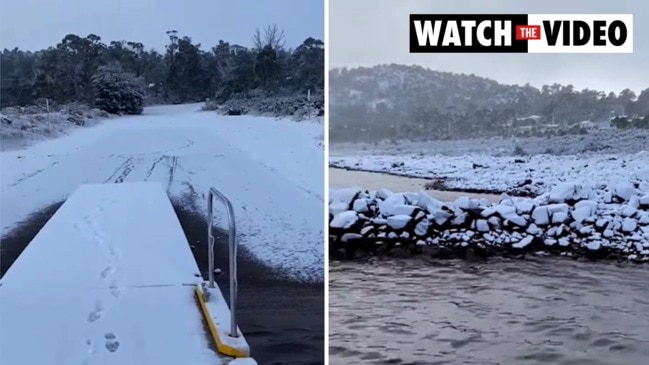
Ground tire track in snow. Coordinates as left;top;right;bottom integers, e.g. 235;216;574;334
113;159;137;183
108;138;195;158
103;158;133;183
104;157;145;184
5;161;59;189
144;156;165;180
167;156;178;191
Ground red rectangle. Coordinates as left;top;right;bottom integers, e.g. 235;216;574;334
516;25;541;40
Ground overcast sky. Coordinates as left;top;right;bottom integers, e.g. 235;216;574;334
330;0;648;94
0;0;323;51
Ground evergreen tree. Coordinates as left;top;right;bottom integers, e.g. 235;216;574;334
91;63;144;115
0;28;325;110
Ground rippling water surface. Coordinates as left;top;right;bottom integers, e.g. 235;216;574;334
329;257;649;365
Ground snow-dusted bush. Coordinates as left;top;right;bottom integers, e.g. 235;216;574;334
91;63;144;115
0;105;110;150
611;115;649;130
203;90;324;120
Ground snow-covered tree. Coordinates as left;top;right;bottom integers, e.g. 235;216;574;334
91;63;144;115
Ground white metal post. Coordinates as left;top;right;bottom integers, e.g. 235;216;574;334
207;188;239;338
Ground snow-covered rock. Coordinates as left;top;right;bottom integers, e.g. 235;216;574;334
331;211;359;229
640;194;649;207
614;183;639;202
531;206;550;226
329;187;359;207
512;235;534;249
621;205;638;218
552;212;569;224
387;215;412;230
329;201;348;217
515;200;535;214
454;196;475;210
549;183;592;203
622;218;638;233
377;194;406;216
476;219;490;232
341;233;363;242
352;198;371;213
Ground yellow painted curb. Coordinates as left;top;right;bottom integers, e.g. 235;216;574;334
195;286;249;358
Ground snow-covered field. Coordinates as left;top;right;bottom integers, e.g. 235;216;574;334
1;103;324;282
330;131;649;196
331;152;649;196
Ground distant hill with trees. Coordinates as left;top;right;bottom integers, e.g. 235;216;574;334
329;64;649;142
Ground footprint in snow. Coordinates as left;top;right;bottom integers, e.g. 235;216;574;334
109;282;122;298
100;266;115;279
87;301;104;323
85;339;97;355
104;333;120;352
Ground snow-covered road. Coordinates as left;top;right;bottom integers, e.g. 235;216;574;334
1;104;324;282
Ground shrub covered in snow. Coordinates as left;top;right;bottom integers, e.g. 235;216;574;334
0;105;110;150
91;63;144;115
611;115;649;130
329;184;649;262
203;90;324;120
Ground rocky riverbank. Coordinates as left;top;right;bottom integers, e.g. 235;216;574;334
329;183;649;262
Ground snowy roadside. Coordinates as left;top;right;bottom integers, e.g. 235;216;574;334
0;104;113;151
1;104;324;282
203;94;325;121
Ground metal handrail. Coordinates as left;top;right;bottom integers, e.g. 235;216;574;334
207;187;239;338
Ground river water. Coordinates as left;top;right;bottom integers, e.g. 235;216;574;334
329;257;649;365
329;167;501;202
329;162;649;365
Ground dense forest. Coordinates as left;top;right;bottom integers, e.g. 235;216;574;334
0;25;324;115
329;64;649;142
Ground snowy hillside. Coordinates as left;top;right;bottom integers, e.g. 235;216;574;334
330;64;524;109
329;64;649;142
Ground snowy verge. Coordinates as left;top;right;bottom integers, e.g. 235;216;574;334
203;93;324;121
329;184;649;262
1;104;111;151
330;151;649;197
